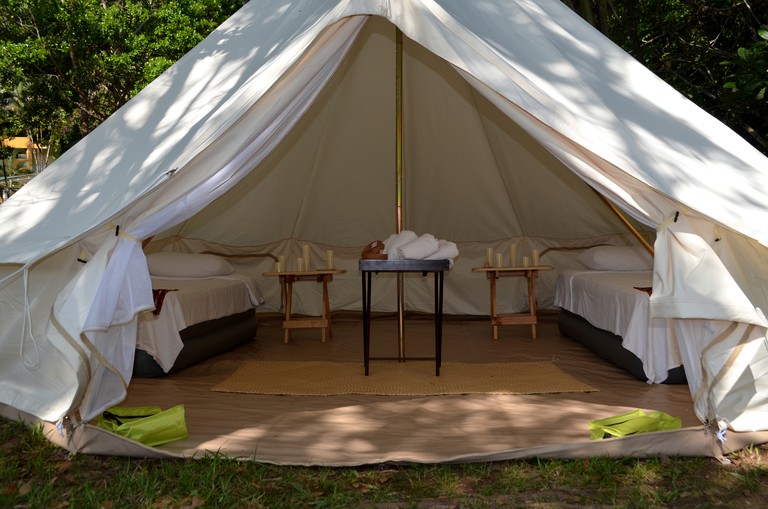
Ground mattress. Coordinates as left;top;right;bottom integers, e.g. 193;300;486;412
137;274;264;372
554;270;683;383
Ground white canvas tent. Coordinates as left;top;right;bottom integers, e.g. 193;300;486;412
1;0;768;455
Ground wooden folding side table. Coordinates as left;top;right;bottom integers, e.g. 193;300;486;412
263;269;346;343
471;265;554;339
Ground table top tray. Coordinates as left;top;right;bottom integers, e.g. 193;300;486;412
359;259;450;272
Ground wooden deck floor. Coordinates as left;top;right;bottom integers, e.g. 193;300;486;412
105;310;756;465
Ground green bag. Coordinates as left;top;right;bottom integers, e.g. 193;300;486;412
589;409;682;440
95;405;189;446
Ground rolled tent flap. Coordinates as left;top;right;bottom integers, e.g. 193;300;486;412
652;217;768;326
652;216;768;432
73;236;154;422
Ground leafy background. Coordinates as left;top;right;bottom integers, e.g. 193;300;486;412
1;0;766;166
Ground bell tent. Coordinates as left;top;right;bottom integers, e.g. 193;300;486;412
2;0;768;460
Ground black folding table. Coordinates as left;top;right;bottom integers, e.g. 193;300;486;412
359;258;450;376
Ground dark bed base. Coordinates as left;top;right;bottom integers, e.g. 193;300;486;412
557;309;687;385
132;309;258;378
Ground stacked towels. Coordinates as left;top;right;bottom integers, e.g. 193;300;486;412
383;230;459;267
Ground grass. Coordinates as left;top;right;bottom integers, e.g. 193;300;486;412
2;416;768;508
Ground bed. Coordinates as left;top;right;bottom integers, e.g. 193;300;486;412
553;246;687;384
133;253;264;378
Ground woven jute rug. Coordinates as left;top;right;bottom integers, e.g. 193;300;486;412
211;360;597;396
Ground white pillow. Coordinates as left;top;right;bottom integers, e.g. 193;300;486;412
146;252;234;278
577;246;652;271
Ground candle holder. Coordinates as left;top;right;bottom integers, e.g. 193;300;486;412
302;245;311;271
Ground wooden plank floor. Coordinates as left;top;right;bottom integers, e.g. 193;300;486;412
110;310;749;465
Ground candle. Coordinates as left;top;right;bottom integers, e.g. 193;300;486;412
486;247;494;267
522;256;530;267
296;257;304;272
302;245;311;270
326;250;334;269
532;249;540;266
495;252;503;268
275;261;282;272
509;243;517;267
278;255;286;271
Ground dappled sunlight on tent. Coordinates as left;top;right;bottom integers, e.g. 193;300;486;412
1;0;768;462
197;427;268;453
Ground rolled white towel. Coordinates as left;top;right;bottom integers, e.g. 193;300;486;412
383;230;418;260
425;240;459;267
398;233;440;260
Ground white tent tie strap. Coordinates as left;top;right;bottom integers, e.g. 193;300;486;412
20;266;40;369
656;211;680;232
716;423;728;444
112;223;142;245
0;264;33;367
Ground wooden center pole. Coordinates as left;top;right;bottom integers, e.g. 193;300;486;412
591;187;654;256
395;27;406;360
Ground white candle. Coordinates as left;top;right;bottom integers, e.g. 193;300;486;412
275;261;282;272
486;247;494;267
522;256;530;267
278;255;286;270
532;249;540;266
326;250;334;269
296;257;304;272
509;243;517;267
302;245;311;270
495;252;503;268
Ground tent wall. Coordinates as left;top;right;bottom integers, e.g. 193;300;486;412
0;0;767;436
0;246;90;420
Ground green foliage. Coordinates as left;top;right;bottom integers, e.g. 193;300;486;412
604;0;768;153
1;0;767;159
0;0;242;154
721;28;768;131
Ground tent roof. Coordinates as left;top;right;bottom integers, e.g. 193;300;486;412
1;0;767;266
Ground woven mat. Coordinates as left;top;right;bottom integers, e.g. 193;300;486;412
211;360;597;396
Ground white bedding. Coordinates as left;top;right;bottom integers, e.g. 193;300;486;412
554;270;682;383
137;274;264;372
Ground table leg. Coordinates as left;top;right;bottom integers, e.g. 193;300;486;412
362;271;371;376
528;270;538;339
397;273;405;362
321;277;330;342
489;273;499;340
283;279;293;343
435;271;443;376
